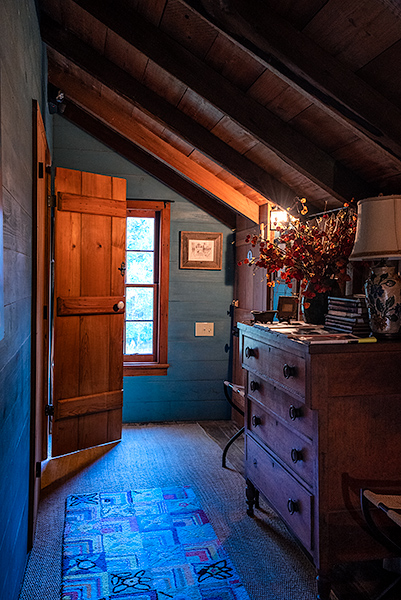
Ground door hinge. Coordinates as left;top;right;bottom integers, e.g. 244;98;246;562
47;194;56;208
36;461;42;478
45;404;54;417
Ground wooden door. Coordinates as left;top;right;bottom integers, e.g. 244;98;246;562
232;209;269;423
30;101;51;545
52;167;126;457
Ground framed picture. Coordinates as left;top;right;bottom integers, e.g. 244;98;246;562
277;295;298;322
180;231;223;270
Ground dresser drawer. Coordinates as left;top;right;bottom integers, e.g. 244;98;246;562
247;377;313;439
247;399;314;486
242;335;306;397
246;435;313;552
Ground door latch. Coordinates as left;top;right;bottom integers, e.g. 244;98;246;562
118;262;126;276
45;404;54;417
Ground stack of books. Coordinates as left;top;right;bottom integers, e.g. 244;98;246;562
324;295;371;337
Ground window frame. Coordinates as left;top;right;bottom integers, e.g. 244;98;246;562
123;200;170;376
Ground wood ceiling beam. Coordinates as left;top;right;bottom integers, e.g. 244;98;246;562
40;12;297;210
70;0;375;202
47;54;259;222
61;102;237;228
186;0;401;160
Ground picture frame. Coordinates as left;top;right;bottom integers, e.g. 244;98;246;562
180;231;223;270
277;295;298;322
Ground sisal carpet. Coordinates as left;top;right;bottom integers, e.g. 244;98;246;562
19;423;318;600
62;485;252;600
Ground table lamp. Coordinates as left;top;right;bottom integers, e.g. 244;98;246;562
350;195;401;339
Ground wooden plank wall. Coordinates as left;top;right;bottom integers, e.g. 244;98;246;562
0;2;45;599
53;117;234;422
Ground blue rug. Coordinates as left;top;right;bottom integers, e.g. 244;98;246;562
62;486;251;600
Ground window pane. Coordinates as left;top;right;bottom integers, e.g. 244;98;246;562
127;217;154;250
126;287;154;321
125;321;153;355
126;252;154;284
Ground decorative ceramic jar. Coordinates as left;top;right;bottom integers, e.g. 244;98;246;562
365;264;401;339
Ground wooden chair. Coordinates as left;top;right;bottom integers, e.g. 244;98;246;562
222;381;245;468
360;489;401;599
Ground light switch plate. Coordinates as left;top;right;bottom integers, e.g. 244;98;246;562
195;322;214;336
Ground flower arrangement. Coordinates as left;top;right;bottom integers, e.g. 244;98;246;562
238;200;357;308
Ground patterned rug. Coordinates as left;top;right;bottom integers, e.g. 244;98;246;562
62;485;251;600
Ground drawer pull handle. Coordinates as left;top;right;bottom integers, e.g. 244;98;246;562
287;499;299;515
253;458;258;467
289;405;303;420
251;415;262;427
283;364;296;379
245;346;257;358
291;448;303;463
250;380;260;392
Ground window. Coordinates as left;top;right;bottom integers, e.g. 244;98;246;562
123;200;170;376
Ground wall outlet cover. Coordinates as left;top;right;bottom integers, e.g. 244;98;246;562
195;322;214;336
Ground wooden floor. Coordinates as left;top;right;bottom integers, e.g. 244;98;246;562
199;420;401;600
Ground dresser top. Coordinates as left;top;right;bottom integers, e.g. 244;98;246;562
238;321;401;356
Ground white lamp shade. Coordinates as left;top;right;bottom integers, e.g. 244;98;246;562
350;195;401;260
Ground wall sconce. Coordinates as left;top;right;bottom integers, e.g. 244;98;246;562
350;195;401;339
270;207;289;231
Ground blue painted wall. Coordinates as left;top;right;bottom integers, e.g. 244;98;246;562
53;117;234;422
0;1;47;599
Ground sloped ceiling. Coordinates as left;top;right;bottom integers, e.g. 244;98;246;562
39;0;401;225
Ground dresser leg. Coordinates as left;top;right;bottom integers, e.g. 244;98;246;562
246;478;258;516
316;571;332;599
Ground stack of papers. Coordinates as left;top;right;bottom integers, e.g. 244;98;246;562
253;322;361;344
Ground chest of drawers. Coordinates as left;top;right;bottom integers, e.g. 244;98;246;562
238;322;401;599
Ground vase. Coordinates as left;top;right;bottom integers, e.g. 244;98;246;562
303;281;342;325
303;291;329;325
365;264;401;339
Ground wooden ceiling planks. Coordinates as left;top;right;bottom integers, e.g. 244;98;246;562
61;102;237;228
129;0;167;26
204;33;266;92
40;0;401;222
42;17;299;210
159;0;218;59
47;53;260;222
43;0;348;211
82;1;372;200
104;30;148;82
270;0;329;29
303;0;401;69
189;0;401;160
358;40;401;108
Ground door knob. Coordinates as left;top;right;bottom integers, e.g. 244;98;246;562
113;301;125;312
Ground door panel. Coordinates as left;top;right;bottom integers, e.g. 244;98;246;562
232;211;269;422
30;101;51;545
52;167;126;457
